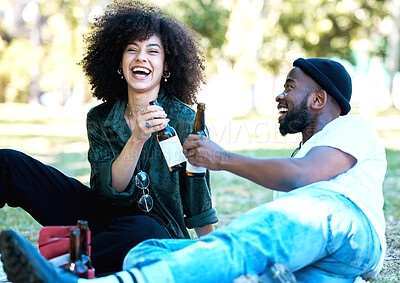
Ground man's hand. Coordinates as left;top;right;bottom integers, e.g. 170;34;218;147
183;134;229;171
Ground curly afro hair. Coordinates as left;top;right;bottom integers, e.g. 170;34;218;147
80;1;206;105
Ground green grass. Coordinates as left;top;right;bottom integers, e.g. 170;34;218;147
0;103;399;281
384;149;400;219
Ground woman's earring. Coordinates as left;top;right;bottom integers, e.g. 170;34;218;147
162;71;171;82
117;67;124;79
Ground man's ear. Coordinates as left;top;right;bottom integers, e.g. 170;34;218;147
310;89;327;111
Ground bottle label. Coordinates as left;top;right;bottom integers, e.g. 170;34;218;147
159;135;187;167
186;162;206;174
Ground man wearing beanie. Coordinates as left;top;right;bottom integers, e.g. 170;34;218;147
0;58;386;283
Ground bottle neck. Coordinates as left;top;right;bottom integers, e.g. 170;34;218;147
193;109;205;133
149;100;159;106
77;221;88;255
69;230;82;262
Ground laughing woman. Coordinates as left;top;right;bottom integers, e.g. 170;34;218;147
0;0;217;275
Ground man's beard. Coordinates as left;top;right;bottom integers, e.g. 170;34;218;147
279;96;311;136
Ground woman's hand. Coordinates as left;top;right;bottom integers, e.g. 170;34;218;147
112;105;169;192
131;105;169;142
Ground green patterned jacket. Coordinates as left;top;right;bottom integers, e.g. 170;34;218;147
86;89;218;239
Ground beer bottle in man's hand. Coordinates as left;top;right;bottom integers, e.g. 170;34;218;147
186;103;207;178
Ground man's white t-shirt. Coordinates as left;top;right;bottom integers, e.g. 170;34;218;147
291;115;387;277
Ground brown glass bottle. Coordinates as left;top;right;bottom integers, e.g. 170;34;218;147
68;228;88;278
77;220;93;270
186;103;207;177
150;100;186;172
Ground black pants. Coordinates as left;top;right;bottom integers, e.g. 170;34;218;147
0;149;170;275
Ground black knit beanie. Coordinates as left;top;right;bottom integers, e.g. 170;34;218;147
293;58;352;115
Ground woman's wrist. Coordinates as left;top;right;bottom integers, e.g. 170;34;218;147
127;135;146;148
117;136;144;162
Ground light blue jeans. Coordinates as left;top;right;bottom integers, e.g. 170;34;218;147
123;187;381;283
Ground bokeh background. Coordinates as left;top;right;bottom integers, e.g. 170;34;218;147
0;0;399;281
0;0;399;114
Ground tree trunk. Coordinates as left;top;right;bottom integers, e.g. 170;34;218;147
28;3;41;105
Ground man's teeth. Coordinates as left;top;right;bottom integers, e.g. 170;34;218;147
133;67;150;74
279;107;288;114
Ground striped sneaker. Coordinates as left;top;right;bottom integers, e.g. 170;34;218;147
0;229;79;283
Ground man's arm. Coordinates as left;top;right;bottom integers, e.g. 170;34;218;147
183;135;356;192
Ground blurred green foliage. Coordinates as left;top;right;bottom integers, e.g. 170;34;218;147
278;0;388;62
0;0;396;104
227;0;390;76
0;38;38;102
175;0;230;57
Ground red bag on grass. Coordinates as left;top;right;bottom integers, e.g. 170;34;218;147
38;226;95;279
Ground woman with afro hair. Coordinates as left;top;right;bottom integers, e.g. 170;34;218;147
0;0;218;276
